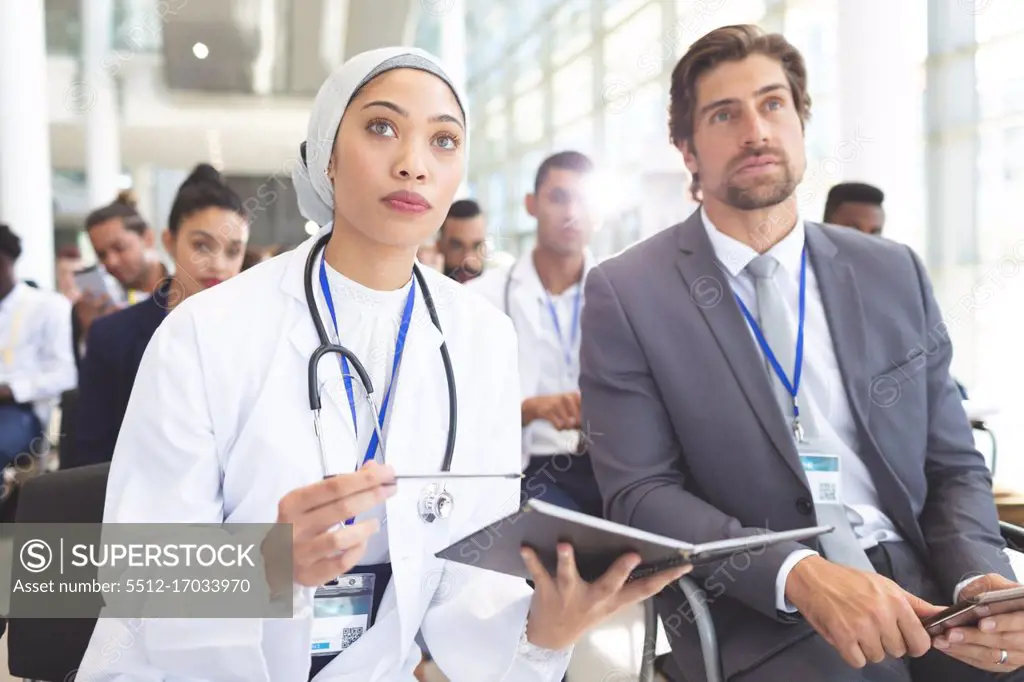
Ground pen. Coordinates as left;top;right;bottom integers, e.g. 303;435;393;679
391;472;523;481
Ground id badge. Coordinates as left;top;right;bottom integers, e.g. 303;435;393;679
311;573;376;657
799;453;842;504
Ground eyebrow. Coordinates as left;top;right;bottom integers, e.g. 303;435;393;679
361;100;465;130
193;229;243;246
698;83;789;117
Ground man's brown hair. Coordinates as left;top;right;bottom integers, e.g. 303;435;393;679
668;24;812;201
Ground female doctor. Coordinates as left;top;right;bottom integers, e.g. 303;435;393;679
76;47;689;682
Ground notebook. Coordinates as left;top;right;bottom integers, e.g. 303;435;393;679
436;499;833;582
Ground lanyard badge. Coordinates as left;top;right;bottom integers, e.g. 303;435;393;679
312;572;377;657
735;248;809;443
318;257;415;523
543;286;583;373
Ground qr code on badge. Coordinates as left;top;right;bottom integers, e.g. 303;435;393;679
341;627;364;650
818;482;838;502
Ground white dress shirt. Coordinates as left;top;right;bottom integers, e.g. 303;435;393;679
700;208;904;611
0;282;77;428
468;251;597;467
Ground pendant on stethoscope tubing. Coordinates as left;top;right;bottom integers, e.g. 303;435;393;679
418;483;455;523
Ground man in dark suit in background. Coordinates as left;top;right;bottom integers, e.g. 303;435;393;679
580;25;1022;681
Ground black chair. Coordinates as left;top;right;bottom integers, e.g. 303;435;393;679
7;462;110;682
57;388;80;469
642;522;1024;682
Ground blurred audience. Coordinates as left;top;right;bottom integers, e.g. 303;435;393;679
242;245;282;271
66;163;249;469
469;150;603;517
437;198;487;282
416;241;445;273
73;190;168;359
0;224;76;468
55;245;83;303
824;182;885;236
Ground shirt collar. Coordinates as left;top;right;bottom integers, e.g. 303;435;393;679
700;205;806;278
515;248;597;296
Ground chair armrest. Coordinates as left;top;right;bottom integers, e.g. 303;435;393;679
678;575;724;682
1001;521;1024;552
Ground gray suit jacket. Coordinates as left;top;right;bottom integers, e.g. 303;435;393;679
579;210;1012;679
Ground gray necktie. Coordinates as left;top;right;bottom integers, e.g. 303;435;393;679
746;254;876;573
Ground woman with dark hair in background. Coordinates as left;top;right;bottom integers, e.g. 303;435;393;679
65;163;250;469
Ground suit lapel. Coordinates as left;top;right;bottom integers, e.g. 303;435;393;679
806;226;871;432
674;213;805;484
806;224;920;541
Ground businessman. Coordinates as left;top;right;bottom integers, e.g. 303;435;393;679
580;25;1022;681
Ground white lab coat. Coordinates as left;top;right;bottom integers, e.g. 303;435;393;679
76;233;569;681
0;282;76;428
467;253;596;468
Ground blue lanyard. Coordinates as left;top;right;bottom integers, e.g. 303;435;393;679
734;248;808;441
318;257;415;469
543;286;583;369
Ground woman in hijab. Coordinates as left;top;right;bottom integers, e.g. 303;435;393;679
76;47;689;681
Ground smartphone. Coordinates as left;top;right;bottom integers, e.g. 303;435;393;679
74;266;118;301
923;585;1024;635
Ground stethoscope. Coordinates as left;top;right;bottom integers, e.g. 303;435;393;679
303;232;458;523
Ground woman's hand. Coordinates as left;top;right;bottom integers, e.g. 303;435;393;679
266;461;396;590
521;543;692;651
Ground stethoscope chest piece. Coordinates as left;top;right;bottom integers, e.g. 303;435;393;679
418;483;455;523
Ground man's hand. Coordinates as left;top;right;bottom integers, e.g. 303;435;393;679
933;573;1024;672
785;555;943;668
267;462;396;589
522;392;581;430
521;543;690;651
74;292;120;338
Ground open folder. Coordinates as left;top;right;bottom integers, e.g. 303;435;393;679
436;499;834;582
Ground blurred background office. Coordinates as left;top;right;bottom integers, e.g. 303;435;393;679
1;0;1023;679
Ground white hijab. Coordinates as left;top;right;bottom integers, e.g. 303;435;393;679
292;47;469;227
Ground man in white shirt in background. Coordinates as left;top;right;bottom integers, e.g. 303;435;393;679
469;150;603;517
0;224;77;468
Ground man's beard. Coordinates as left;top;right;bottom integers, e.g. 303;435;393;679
723;150;799;211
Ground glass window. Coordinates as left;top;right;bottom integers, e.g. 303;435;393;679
604;0;653;30
604;2;663;88
487;172;508;227
486;112;508;160
514;33;545;94
672;0;767;58
514;90;546;145
553;117;596;155
975;1;1024;43
978;124;1024;260
553;54;594;126
551;0;592;65
976;40;1024;121
603;79;667;170
519;149;547;199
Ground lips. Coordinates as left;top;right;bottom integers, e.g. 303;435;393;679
382;190;431;214
734;152;782;173
201;278;222;288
